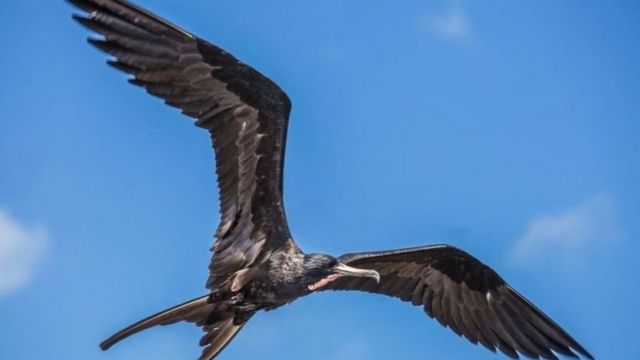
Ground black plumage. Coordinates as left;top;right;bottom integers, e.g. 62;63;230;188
327;246;592;359
67;1;594;359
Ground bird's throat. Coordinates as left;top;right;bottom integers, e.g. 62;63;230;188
308;274;342;291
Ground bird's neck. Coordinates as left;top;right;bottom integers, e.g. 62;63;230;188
268;242;306;283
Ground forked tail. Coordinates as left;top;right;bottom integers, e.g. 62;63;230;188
100;295;249;360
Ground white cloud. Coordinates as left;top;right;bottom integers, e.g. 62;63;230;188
509;194;620;268
420;1;471;41
0;208;49;295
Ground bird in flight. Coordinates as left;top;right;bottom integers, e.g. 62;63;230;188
67;1;593;359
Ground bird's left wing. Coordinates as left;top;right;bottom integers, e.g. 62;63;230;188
68;0;295;297
325;245;593;360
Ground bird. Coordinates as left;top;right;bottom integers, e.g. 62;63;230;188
67;1;594;359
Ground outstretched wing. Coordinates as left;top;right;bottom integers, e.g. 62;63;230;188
326;245;593;360
68;0;293;294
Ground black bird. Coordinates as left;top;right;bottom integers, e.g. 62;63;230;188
68;1;593;359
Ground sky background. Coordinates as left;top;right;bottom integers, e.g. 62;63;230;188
1;0;638;359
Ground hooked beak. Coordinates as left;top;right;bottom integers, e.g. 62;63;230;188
333;263;381;283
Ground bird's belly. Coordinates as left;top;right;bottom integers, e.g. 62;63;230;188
229;284;290;313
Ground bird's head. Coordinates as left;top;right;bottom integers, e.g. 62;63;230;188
303;254;380;291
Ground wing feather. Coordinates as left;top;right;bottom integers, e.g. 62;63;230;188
69;0;293;355
326;245;593;360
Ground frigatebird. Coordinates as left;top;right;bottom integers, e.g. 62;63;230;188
68;1;594;359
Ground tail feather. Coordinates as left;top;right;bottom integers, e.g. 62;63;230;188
198;318;249;360
100;294;250;360
100;295;213;350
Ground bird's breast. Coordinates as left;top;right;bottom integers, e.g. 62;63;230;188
236;252;307;308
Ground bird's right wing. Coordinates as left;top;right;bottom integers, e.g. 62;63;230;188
325;245;593;360
68;0;294;295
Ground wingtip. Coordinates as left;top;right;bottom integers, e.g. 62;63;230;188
65;0;93;13
578;349;595;360
70;13;85;22
86;38;113;55
572;340;594;360
71;13;92;29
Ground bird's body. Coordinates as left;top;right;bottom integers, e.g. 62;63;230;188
218;243;307;314
67;1;594;359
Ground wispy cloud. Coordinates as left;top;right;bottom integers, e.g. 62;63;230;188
0;208;49;295
509;193;620;268
419;1;471;41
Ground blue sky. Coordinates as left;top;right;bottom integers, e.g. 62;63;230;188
1;0;638;359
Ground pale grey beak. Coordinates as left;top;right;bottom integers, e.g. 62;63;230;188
333;263;380;283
